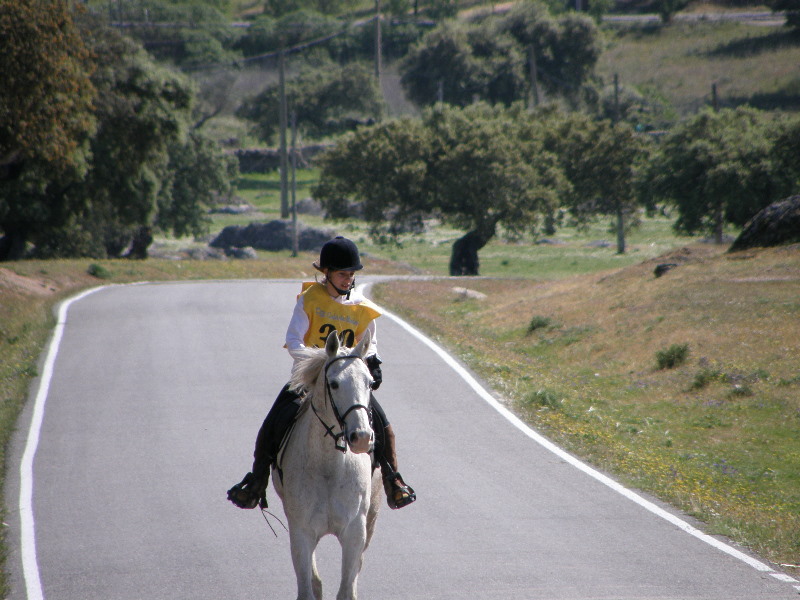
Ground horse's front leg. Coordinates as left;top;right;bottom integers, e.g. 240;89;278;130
290;529;322;600
336;517;368;600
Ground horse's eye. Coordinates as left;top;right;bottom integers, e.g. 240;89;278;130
329;381;339;390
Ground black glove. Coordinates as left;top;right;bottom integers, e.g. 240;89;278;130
366;355;383;390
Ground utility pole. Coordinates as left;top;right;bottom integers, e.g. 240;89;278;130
291;111;298;258
613;73;624;254
711;82;723;244
279;49;289;219
374;0;382;81
528;46;540;109
712;82;719;112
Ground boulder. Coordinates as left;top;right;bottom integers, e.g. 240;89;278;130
729;195;800;252
209;220;335;252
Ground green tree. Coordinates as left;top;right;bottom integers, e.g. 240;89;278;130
156;131;239;240
654;0;691;23
314;118;432;235
93;0;238;68
499;3;601;105
769;114;800;195
85;27;195;254
0;0;97;258
643;107;780;243
399;22;482;107
541;110;649;253
400;4;601;109
237;62;383;143
315;103;566;274
0;1;95;175
399;19;527;108
768;0;800;28
263;0;349;17
235;10;339;56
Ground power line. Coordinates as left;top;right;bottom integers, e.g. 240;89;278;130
182;15;378;72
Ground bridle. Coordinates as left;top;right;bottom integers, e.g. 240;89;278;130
311;354;372;453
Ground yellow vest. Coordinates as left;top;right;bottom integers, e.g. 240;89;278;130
299;282;381;349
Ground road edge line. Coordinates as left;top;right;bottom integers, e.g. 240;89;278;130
373;298;796;585
19;286;106;600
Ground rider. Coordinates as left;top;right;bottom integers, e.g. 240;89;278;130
227;236;416;511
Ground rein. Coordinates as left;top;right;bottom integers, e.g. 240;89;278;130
311;354;372;453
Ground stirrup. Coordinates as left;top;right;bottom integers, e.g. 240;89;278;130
384;472;416;510
227;472;268;510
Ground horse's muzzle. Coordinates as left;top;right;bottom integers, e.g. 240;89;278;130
347;429;373;454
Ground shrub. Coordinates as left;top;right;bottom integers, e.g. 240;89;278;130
87;263;111;279
526;388;562;410
691;367;726;389
527;315;552;334
655;343;689;369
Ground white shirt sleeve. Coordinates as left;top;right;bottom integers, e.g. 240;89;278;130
285;296;309;361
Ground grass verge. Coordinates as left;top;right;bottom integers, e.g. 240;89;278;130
372;243;800;571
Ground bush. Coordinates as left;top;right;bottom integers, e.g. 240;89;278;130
526;388;562;410
87;263;112;279
527;315;553;334
691;367;726;389
655;343;689;369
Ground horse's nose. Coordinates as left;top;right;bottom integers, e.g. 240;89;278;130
348;429;372;454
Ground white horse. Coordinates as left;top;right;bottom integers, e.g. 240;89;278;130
273;330;382;600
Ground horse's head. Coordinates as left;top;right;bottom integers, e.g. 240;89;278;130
322;330;374;454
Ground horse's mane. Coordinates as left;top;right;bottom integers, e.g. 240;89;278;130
289;346;329;393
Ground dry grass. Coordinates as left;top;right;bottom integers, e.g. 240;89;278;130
372;243;800;568
598;20;800;118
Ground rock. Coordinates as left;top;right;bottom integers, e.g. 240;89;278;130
452;287;487;300
209;220;335;252
211;203;255;215
729;195;800;252
296;197;324;216
226;246;258;259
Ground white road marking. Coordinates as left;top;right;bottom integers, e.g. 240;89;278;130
372;296;798;589
19;286;105;600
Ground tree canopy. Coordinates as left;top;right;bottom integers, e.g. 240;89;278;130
642;107;782;242
540;110;649;253
0;8;235;260
0;0;96;181
400;3;601;108
237;62;383;144
314;103;569;273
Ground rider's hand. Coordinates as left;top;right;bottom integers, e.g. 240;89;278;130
366;355;382;390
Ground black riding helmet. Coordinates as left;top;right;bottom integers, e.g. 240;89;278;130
314;236;363;272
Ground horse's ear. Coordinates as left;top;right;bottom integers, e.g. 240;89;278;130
353;329;371;359
325;330;340;357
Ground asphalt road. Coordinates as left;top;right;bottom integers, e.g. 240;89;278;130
6;279;799;600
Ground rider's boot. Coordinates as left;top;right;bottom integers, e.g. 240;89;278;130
378;424;416;509
227;385;301;510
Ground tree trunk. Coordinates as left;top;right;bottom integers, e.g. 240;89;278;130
0;229;29;260
615;202;626;254
449;229;490;276
125;226;153;260
714;202;724;244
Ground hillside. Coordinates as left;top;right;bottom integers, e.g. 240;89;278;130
372;243;800;568
598;18;800;120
